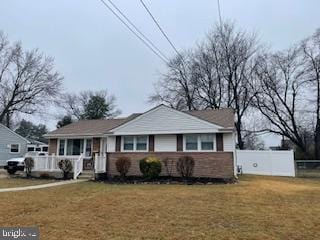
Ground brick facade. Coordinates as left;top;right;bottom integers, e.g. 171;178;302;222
48;139;57;155
107;152;234;179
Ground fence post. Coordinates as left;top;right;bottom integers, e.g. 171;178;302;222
94;153;98;173
51;153;55;172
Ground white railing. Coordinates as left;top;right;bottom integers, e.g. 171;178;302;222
94;153;107;173
73;154;84;180
32;154;84;179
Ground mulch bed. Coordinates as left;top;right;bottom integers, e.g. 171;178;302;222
95;175;237;185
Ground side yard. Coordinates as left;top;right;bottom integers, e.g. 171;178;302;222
0;175;319;239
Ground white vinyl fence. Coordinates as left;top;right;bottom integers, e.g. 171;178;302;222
236;150;295;177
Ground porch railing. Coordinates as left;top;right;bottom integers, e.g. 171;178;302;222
32;154;84;179
94;153;107;173
73;154;84;179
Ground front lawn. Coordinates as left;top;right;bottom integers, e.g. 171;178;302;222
0;178;56;188
0;175;319;239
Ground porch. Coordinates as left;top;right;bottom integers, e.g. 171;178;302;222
32;153;107;179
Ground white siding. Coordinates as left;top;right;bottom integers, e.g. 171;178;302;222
223;133;235;152
107;136;116;152
0;124;28;165
111;105;222;135
154;135;177;152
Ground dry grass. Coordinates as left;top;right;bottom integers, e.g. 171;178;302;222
0;178;56;188
0;175;320;240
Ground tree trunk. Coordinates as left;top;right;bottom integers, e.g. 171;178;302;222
315;120;320;159
236;121;244;149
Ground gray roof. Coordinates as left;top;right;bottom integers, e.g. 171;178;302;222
185;108;235;129
45;107;234;137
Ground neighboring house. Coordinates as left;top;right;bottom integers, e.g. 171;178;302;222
45;105;236;179
26;139;49;153
0;124;29;166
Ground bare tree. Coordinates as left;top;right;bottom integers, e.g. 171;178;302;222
57;89;121;120
253;48;311;156
300;29;320;159
0;32;62;127
150;22;260;149
150;51;199;110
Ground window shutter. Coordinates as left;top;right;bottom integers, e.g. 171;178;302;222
149;135;154;152
216;133;224;151
116;136;121;152
177;134;183;151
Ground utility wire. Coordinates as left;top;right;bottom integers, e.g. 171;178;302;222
217;0;223;27
139;0;182;59
105;0;169;62
99;0;169;64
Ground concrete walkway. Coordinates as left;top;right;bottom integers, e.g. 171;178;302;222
0;179;88;193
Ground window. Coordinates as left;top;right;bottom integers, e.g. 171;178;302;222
122;136;148;151
59;140;65;156
42;146;48;152
67;139;84;156
185;135;198;150
27;147;35;152
85;139;92;157
10;144;19;153
136;136;147;150
123;136;134;151
36;147;41;151
200;134;214;150
184;134;215;151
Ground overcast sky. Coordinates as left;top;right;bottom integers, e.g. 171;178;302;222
1;0;320;145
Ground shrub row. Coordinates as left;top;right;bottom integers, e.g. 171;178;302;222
115;156;195;180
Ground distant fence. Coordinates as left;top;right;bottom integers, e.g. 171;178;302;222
295;160;320;177
236;150;295;177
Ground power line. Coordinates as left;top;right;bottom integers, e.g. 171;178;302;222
139;0;182;59
105;0;169;62
217;0;222;27
98;0;169;64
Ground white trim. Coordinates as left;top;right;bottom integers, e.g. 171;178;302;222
110;129;224;136
9;143;21;154
183;134;216;152
0;123;30;143
121;135;149;152
110;105;224;133
46;134;102;139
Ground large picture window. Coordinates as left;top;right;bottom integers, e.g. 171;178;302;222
58;139;92;157
122;136;148;151
184;134;215;151
67;139;84;156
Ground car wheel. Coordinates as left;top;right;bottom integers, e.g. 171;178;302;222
7;169;17;175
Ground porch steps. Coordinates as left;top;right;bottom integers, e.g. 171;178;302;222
78;171;94;180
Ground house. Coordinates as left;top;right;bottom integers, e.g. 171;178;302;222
26;139;49;153
0;123;29;166
45;105;236;179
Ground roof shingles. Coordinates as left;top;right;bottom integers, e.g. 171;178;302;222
46;107;234;137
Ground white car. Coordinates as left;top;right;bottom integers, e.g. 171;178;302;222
4;152;48;175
